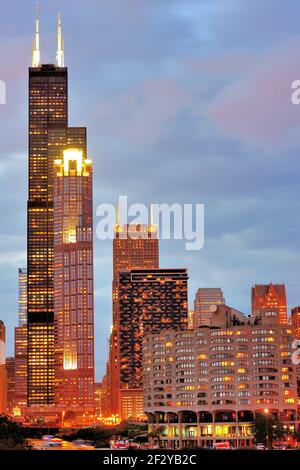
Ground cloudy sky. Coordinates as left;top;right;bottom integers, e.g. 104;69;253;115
1;0;300;379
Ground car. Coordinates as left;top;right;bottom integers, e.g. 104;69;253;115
256;443;266;450
110;439;130;450
213;442;231;450
42;435;54;441
48;438;63;447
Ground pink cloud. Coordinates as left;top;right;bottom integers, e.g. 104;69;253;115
0;36;29;81
207;36;300;145
93;78;192;146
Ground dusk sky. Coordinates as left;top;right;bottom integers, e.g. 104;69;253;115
1;0;300;380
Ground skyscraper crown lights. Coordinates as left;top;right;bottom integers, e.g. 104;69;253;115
32;4;65;68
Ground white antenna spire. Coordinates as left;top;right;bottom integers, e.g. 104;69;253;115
116;203;120;226
150;204;154;226
32;2;41;67
56;13;65;67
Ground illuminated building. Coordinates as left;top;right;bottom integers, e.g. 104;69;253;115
94;382;103;420
18;268;27;327
251;284;287;325
143;308;298;448
27;11;91;413
0;321;7;414
14;326;27;411
54;150;94;411
193;288;225;327
291;306;300;340
118;268;188;419
106;224;159;418
14;268;28;411
6;357;15;413
100;362;111;419
188;310;194;330
27;12;67;406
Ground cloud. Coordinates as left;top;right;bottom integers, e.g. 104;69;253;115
92;78;192;146
0;251;26;266
207;36;300;145
1;0;300;379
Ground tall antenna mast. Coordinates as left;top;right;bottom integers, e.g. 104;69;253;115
32;2;41;67
56;13;65;67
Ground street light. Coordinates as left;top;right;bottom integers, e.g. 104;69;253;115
264;409;269;449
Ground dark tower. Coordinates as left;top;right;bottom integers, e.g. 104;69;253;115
27;12;67;406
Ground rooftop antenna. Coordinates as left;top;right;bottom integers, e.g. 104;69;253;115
56;13;65;67
32;1;41;67
116;203;120;226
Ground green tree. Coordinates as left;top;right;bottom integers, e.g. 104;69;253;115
253;413;286;447
0;414;31;450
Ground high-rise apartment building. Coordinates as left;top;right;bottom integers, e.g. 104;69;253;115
94;382;103;420
143;308;298;448
14;268;28;410
108;224;159;417
194;288;225;327
118;268;188;419
6;357;15;412
100;360;112;419
291;306;300;340
14;327;28;411
53;150;94;411
0;321;7;414
251;284;287;325
18;268;27;327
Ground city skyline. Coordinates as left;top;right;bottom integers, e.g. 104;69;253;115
1;1;300;381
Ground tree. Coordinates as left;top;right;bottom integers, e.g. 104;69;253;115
253;413;285;446
0;414;31;450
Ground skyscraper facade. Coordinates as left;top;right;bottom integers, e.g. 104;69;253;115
54;150;94;411
14;326;28;411
118;268;188;418
27;13;92;413
6;357;15;412
108;224;159;417
194;288;225;327
291;306;300;340
18;268;27;327
251;284;287;325
0;321;7;414
14;268;28;410
27;15;68;404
